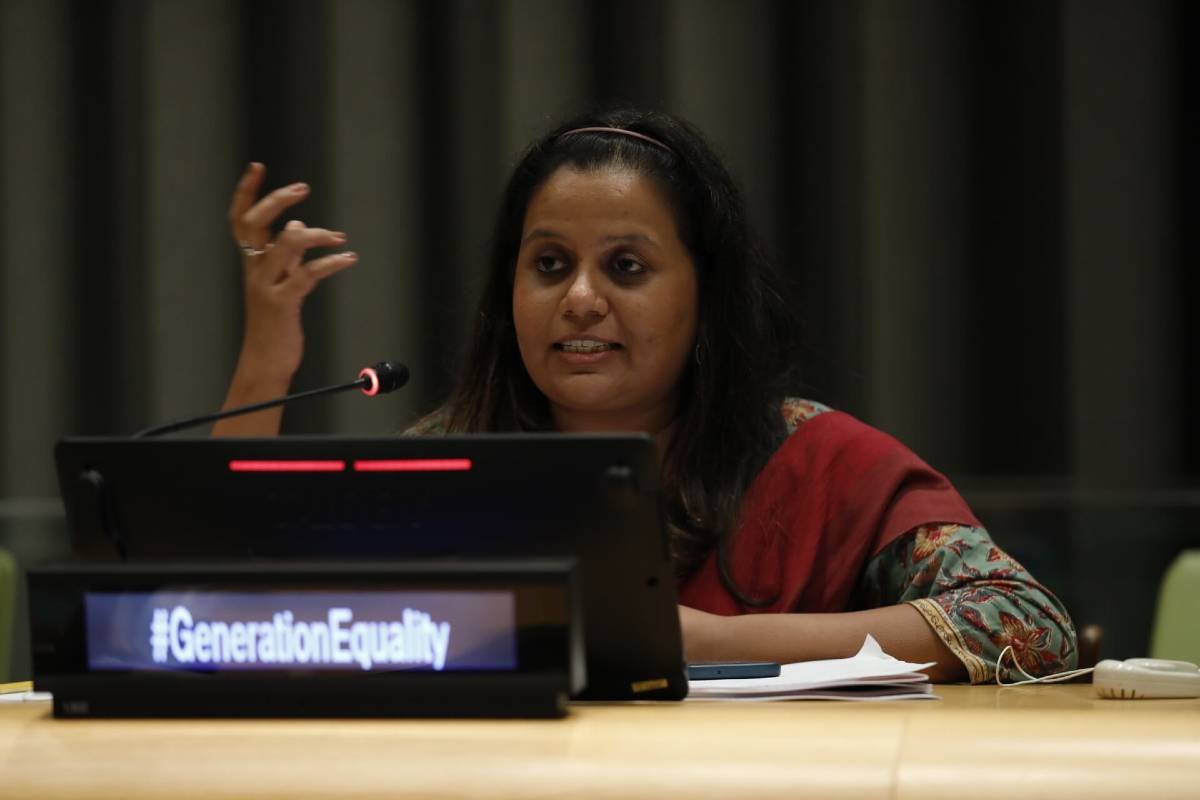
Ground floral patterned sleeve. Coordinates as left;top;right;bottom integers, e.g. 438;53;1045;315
856;524;1078;683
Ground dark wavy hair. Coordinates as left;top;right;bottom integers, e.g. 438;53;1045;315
444;108;800;602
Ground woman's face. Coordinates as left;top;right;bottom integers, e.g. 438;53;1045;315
513;165;699;432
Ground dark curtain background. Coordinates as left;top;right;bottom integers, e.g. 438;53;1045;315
0;0;1195;678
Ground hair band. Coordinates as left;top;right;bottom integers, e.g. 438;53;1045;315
558;126;675;155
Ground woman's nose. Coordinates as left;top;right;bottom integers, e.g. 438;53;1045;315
562;268;609;319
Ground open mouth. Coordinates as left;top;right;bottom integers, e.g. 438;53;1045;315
554;341;622;354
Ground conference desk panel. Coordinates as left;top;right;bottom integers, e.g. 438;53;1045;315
1;684;1197;799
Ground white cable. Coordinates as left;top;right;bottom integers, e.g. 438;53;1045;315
993;645;1096;687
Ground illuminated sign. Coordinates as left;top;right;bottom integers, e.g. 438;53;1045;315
85;590;516;672
150;606;451;670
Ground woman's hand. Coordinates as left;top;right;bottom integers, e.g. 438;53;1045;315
214;163;357;436
229;162;356;384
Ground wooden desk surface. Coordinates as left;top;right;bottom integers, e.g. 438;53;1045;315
1;683;1197;799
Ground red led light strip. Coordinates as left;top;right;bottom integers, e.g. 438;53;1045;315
228;460;346;472
353;459;473;472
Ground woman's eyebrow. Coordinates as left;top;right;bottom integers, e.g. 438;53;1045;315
599;233;660;250
520;228;565;247
519;228;661;249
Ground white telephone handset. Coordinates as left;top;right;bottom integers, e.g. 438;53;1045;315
1092;658;1200;699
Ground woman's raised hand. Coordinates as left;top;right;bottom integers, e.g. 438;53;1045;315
214;162;357;436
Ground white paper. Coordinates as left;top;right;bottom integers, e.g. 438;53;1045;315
0;690;52;704
686;635;938;701
698;683;937;701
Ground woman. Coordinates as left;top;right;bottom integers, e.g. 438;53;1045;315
217;109;1077;683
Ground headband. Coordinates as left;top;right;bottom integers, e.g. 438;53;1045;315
558;126;675;155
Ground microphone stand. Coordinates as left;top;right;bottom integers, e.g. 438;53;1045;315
133;378;369;438
133;361;409;438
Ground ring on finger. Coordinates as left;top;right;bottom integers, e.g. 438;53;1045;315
238;240;273;257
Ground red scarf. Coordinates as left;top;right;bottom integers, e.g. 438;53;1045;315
677;410;981;614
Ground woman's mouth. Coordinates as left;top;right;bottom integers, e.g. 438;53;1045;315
554;340;621;354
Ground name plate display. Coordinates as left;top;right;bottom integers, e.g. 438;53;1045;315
86;590;514;673
29;560;583;718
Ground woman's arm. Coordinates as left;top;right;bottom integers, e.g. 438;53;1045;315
680;602;967;682
680;524;1078;683
866;524;1078;683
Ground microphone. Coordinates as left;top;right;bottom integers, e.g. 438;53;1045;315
134;361;410;438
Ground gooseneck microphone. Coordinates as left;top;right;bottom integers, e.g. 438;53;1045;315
134;361;410;438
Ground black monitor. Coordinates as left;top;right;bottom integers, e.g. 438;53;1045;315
54;434;688;700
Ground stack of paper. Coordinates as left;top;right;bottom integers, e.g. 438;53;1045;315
686;635;937;701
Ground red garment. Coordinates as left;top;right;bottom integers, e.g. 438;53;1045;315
677;410;981;615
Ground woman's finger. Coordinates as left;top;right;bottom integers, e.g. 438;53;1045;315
269;222;347;260
227;162;265;232
275;251;358;302
235;182;311;244
245;222;347;287
302;251;359;281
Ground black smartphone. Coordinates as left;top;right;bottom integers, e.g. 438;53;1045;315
686;661;781;680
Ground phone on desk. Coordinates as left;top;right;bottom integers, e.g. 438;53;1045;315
686;661;781;680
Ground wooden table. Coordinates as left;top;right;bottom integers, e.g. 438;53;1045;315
1;682;1198;799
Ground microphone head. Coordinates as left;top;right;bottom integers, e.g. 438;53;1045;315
359;361;410;396
374;361;410;392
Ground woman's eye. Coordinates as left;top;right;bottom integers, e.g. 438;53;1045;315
535;255;567;274
612;255;645;276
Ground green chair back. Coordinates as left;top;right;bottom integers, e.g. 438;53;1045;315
1150;550;1200;664
0;548;15;684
